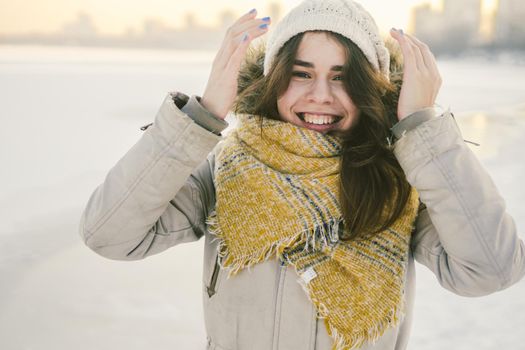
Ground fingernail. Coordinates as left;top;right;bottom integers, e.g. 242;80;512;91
262;16;271;22
399;29;404;35
242;32;249;41
249;8;256;14
259;23;268;29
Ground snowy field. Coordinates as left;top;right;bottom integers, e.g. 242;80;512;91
1;44;524;350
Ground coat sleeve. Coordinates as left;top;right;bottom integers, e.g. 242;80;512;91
393;111;525;296
79;93;222;260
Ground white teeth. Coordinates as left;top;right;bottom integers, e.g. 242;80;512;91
303;113;337;125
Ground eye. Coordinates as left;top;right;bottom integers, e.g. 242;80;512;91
291;71;310;79
333;75;344;81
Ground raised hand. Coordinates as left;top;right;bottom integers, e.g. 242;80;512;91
200;9;271;120
389;29;442;121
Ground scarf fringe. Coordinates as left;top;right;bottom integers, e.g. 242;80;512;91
295;265;407;350
208;209;410;349
325;302;405;350
206;214;343;277
304;218;341;252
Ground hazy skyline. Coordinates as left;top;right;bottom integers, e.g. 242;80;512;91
0;0;498;37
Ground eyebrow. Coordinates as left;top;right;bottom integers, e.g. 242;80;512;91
293;59;343;72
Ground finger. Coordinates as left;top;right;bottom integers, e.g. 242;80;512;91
391;29;426;71
225;32;252;78
214;9;258;67
405;33;436;72
235;8;258;25
218;20;270;67
218;18;270;67
407;38;425;71
404;33;442;95
230;15;270;37
406;33;441;83
232;21;270;43
389;29;416;69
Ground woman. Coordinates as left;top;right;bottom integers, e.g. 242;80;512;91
79;0;525;349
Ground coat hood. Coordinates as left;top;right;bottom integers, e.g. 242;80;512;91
234;38;403;120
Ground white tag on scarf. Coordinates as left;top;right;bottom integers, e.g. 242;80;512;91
300;267;317;284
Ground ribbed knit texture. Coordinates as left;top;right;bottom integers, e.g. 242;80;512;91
263;0;390;78
207;114;419;349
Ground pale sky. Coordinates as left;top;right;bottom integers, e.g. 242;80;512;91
0;0;497;36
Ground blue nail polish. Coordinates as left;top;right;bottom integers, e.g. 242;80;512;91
262;16;271;21
399;29;404;35
259;23;268;29
249;8;256;14
242;33;249;41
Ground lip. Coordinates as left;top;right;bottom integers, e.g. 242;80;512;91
294;112;342;133
298;111;342;118
299;121;339;132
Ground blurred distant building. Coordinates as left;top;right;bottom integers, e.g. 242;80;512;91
268;2;284;23
411;4;441;45
136;15;223;49
183;13;197;30
412;0;482;54
10;1;523;52
495;0;525;48
143;18;172;36
60;12;98;42
61;12;98;37
413;0;525;53
219;10;237;30
442;0;482;44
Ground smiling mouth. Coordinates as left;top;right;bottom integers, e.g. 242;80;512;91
296;112;343;125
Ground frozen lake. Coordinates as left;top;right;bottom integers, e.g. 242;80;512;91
1;44;524;350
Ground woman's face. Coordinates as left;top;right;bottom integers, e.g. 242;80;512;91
277;31;360;136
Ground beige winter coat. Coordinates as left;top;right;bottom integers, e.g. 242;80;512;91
79;92;525;350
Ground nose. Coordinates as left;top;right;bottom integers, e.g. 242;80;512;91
306;79;334;104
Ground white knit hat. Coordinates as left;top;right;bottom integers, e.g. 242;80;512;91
263;0;390;78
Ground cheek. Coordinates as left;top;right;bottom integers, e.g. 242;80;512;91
276;96;287;117
278;83;304;107
277;90;296;115
337;91;358;113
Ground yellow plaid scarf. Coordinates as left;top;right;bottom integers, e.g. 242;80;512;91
208;114;419;349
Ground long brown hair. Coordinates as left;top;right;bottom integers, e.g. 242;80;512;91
233;31;411;240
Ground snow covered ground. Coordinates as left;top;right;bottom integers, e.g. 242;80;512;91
1;45;524;350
